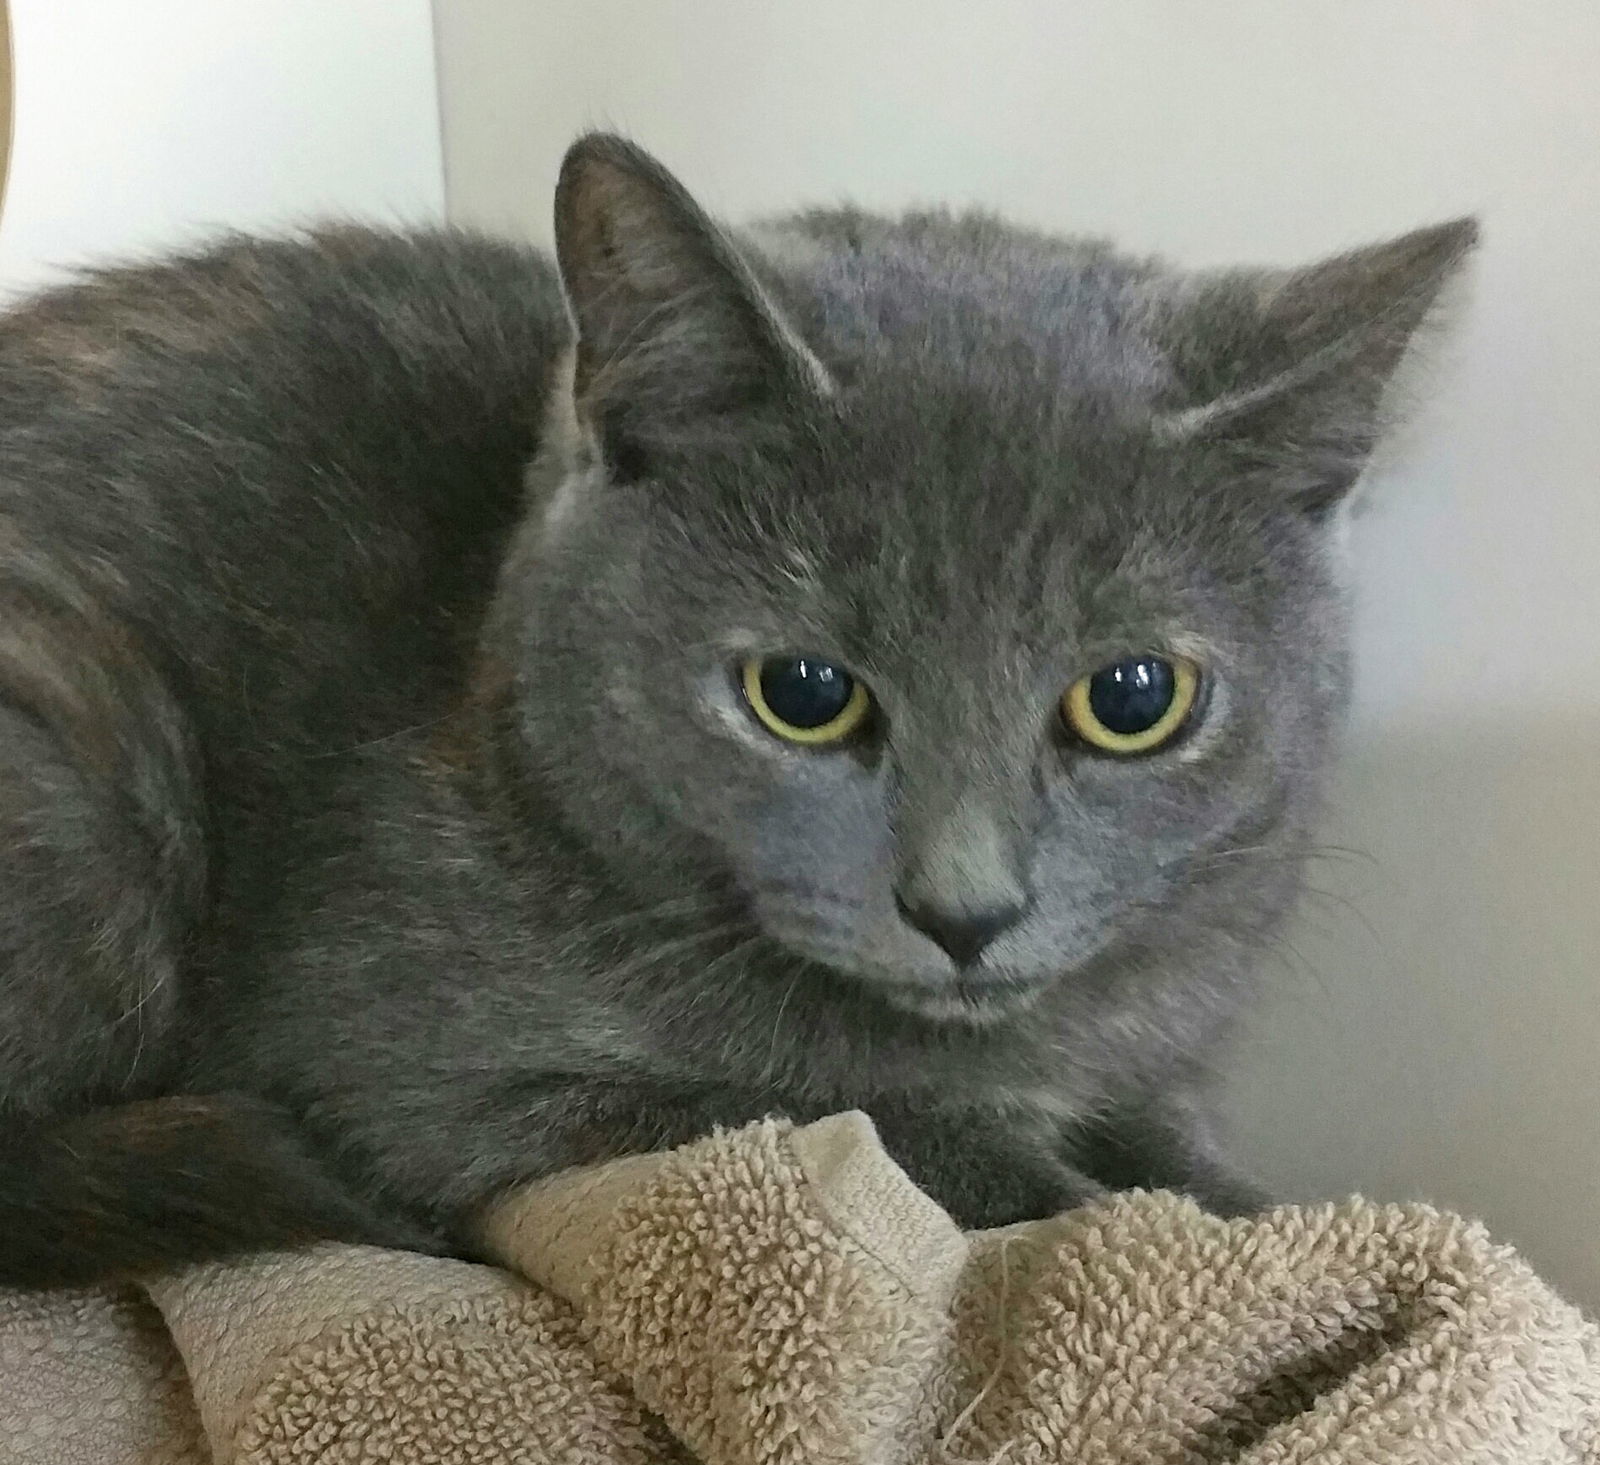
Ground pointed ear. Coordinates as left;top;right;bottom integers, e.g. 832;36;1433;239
553;134;830;477
1158;218;1478;513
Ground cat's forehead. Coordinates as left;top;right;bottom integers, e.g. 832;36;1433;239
674;219;1291;659
756;218;1192;548
698;418;1236;682
767;212;1175;411
757;345;1197;625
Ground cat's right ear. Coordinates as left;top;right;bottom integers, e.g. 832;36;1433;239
553;134;831;479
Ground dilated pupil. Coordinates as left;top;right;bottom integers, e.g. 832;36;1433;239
760;657;854;729
1087;657;1175;734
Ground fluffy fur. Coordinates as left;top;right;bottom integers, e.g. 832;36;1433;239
0;135;1475;1285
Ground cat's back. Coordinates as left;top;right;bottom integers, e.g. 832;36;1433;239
0;225;564;429
0;225;571;1113
0;226;568;746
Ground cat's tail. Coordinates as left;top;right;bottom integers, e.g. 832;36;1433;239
0;1094;438;1289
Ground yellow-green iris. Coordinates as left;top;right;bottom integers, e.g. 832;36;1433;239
742;655;871;746
1062;654;1200;755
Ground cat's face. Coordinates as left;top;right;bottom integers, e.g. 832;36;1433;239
497;136;1473;1022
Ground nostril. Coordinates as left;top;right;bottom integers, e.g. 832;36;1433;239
893;892;1026;968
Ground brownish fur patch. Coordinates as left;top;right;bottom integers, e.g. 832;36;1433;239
0;577;162;778
0;253;277;385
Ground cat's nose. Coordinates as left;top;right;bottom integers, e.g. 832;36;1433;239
893;892;1026;968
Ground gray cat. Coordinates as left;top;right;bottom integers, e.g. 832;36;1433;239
0;135;1473;1286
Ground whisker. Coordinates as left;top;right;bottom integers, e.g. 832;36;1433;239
1305;842;1380;869
591;916;752;988
764;969;805;1081
1297;882;1385;951
662;932;772;1030
568;892;726;943
303;714;453;760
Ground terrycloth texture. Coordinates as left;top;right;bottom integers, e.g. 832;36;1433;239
2;1112;1596;1464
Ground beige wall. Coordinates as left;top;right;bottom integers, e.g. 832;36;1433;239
0;0;443;297
436;1;1600;1306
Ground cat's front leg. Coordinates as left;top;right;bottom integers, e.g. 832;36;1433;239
1074;1092;1272;1218
441;1085;1100;1235
867;1106;1104;1230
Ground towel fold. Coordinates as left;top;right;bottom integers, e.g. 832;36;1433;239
3;1110;1595;1463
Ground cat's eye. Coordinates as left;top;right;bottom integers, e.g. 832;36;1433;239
741;655;871;746
1061;654;1200;755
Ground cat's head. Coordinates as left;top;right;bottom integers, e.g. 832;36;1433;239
492;134;1474;1023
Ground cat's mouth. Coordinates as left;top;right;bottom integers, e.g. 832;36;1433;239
748;890;1055;1023
795;940;1053;1024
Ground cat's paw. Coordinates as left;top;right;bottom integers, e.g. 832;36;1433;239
1180;1169;1275;1219
942;1159;1104;1230
869;1109;1104;1229
892;1141;1104;1228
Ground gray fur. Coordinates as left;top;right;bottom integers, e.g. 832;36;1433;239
0;135;1474;1283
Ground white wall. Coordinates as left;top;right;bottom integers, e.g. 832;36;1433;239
0;0;444;297
436;1;1600;1306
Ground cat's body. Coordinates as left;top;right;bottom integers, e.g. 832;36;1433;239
0;137;1473;1286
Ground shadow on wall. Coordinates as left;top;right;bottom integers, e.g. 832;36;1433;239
1225;723;1600;1310
1;2;11;228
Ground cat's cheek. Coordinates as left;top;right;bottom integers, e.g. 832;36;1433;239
749;896;924;982
686;662;811;760
992;913;1124;989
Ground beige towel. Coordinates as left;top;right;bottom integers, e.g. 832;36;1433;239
2;1111;1596;1464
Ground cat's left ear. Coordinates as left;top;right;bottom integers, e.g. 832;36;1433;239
552;133;831;478
1158;218;1478;514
